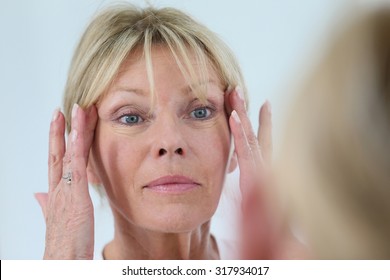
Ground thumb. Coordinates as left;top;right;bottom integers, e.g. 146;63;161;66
34;192;48;220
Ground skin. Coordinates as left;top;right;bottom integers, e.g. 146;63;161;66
35;46;278;260
36;105;97;259
90;47;234;259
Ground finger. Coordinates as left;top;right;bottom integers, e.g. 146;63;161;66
224;86;233;118
229;110;257;195
258;101;273;164
229;87;263;164
34;192;48;220
67;104;89;198
83;105;98;160
48;108;66;192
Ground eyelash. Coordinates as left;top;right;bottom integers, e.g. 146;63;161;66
189;106;215;120
116;109;147;126
115;105;216;126
118;114;143;125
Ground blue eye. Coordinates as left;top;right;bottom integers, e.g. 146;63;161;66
190;107;211;119
119;114;143;125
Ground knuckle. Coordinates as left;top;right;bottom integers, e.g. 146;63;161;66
71;170;83;184
62;153;71;166
48;152;62;167
49;122;62;137
238;145;252;161
247;136;259;149
72;153;87;166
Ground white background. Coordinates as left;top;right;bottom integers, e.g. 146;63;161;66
0;0;388;259
3;260;390;280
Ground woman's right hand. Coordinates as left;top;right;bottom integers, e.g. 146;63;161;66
35;104;98;259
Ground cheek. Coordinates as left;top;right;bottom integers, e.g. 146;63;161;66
92;123;147;197
196;122;230;158
187;120;231;179
91;119;232;232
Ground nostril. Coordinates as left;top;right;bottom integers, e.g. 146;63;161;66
175;148;183;155
159;149;167;156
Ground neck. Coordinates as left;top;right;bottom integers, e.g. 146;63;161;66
103;210;219;260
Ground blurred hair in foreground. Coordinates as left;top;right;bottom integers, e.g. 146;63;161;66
277;7;390;259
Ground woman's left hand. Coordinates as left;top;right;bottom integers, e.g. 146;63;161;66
226;87;281;259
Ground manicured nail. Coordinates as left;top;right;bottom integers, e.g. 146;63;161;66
236;86;244;101
231;110;241;123
51;108;60;122
72;103;79;119
225;85;233;94
71;129;78;143
235;86;247;110
265;100;272;113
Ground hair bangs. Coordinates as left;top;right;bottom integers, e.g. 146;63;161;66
63;4;247;133
163;29;211;104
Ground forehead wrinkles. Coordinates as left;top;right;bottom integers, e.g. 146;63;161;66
106;46;223;108
108;79;222;108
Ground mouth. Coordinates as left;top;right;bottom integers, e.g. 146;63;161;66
144;175;201;193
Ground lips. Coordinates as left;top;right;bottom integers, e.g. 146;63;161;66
144;175;200;193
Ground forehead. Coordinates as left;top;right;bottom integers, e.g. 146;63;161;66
111;45;222;92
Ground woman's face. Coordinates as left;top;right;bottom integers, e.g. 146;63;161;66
90;46;235;233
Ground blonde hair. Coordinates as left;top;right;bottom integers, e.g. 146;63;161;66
63;3;246;131
279;8;390;259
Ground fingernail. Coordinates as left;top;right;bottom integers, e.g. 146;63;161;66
236;86;244;101
71;129;78;143
231;110;241;123
72;103;79;119
236;86;247;110
225;85;233;95
265;100;272;113
51;108;60;122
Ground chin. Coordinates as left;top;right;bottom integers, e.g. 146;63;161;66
141;206;214;233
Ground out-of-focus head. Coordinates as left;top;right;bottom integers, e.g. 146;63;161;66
278;8;390;259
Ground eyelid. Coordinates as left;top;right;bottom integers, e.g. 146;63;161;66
112;106;151;126
188;105;216;120
119;113;143;125
187;98;217;109
111;105;148;120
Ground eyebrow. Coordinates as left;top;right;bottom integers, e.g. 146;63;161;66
111;79;222;97
182;79;221;93
111;87;146;96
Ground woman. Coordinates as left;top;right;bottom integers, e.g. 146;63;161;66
35;4;276;259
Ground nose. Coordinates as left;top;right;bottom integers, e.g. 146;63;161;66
150;116;187;158
158;147;183;156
